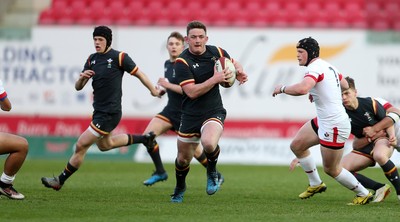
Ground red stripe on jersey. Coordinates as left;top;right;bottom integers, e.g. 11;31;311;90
180;79;195;87
0;91;7;101
130;66;138;75
305;74;317;82
383;103;392;110
119;52;125;67
217;47;224;57
176;58;188;66
317;73;324;82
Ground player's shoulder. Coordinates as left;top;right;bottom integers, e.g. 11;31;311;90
358;96;376;107
175;49;191;65
206;45;229;58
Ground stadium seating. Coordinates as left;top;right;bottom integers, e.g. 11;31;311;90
38;0;400;31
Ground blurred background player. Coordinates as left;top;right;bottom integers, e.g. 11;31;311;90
170;21;248;203
142;31;223;186
41;26;160;191
0;79;29;200
273;37;372;205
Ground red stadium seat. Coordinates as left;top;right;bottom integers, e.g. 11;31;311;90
36;0;397;30
38;9;57;25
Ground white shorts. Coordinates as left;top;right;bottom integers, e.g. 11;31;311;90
316;118;350;149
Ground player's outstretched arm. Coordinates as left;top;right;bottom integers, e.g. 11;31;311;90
135;69;160;97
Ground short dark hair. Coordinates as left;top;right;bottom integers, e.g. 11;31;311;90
345;76;356;90
186;20;206;35
168;31;184;43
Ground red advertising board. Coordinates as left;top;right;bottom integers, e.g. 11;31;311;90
0;115;305;138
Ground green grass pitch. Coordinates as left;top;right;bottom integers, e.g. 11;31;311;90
2;159;400;222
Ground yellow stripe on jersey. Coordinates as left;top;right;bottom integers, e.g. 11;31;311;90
372;99;377;114
180;79;195;87
130;66;138;75
216;47;224;57
118;52;125;67
176;58;188;66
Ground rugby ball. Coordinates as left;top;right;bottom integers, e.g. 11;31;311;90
156;84;166;96
215;57;236;88
156;79;169;96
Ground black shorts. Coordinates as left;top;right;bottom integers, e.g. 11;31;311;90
158;106;181;132
91;111;122;134
351;142;375;166
179;110;226;135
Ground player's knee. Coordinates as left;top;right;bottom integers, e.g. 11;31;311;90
176;156;190;166
290;139;304;153
97;144;112;152
201;140;215;152
20;137;29;155
373;152;388;165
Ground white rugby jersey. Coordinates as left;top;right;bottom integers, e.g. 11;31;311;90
305;58;348;125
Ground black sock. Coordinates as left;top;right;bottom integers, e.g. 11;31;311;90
0;181;10;188
381;160;400;195
205;145;220;173
353;172;384;191
175;159;189;189
58;162;78;185
127;134;147;145
196;150;208;168
147;141;165;173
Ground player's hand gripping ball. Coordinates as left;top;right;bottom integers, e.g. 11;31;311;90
215;57;236;88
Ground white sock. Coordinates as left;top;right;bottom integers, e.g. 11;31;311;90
298;155;322;186
335;169;369;196
0;172;15;185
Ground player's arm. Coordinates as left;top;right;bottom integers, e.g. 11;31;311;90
181;65;226;99
158;78;182;94
353;131;385;149
75;70;94;91
273;76;315;97
0;97;11;111
0;80;11;111
134;69;160;97
386;124;397;147
231;59;248;85
363;103;400;138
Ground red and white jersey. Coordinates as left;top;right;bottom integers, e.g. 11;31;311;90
306;58;348;124
374;97;400;142
0;80;7;101
305;59;350;146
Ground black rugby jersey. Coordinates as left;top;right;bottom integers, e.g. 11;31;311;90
345;97;386;138
164;60;182;111
83;49;138;113
175;45;229;115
